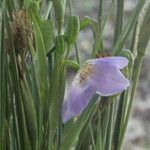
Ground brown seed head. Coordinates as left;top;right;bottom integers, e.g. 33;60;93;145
10;9;32;57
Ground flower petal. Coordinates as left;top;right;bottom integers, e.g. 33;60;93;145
90;61;129;96
62;84;96;123
62;56;129;122
87;56;128;69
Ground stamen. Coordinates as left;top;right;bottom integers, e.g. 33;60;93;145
72;63;93;88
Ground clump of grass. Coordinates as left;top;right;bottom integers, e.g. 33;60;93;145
0;0;149;150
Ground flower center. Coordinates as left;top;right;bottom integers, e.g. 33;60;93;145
73;63;93;88
78;63;93;84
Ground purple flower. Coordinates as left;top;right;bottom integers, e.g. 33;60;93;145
62;56;129;123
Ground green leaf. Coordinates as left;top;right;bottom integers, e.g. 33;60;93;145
113;0;124;44
65;15;80;46
55;34;65;54
0;7;7;150
137;4;150;55
27;1;40;15
113;0;146;55
27;1;41;24
5;0;15;15
116;4;150;150
80;17;96;30
52;0;66;33
119;49;134;69
20;80;38;148
65;60;80;71
95;112;103;150
41;1;52;19
61;95;98;150
39;20;54;52
23;0;32;7
48;61;66;149
92;0;115;55
32;12;48;101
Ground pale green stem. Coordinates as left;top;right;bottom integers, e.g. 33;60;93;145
113;0;124;44
118;4;150;149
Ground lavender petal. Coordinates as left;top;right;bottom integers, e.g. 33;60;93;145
62;85;96;123
90;61;129;96
87;56;128;69
62;56;129;122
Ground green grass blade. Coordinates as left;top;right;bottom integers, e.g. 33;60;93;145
118;3;150;149
32;12;48;101
113;0;146;55
20;79;38;149
0;6;5;150
61;95;98;150
113;0;124;44
92;0;115;55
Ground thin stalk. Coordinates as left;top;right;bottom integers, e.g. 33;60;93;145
5;7;30;149
61;95;98;150
96;111;103;150
118;4;150;149
44;1;52;19
113;92;125;149
92;0;115;56
68;0;72;15
56;64;66;150
105;99;115;150
89;123;96;150
0;7;5;150
113;0;124;44
129;23;137;52
98;0;103;21
113;68;130;150
101;101;110;149
75;119;92;150
118;56;143;149
113;0;146;55
68;0;80;64
75;43;80;64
